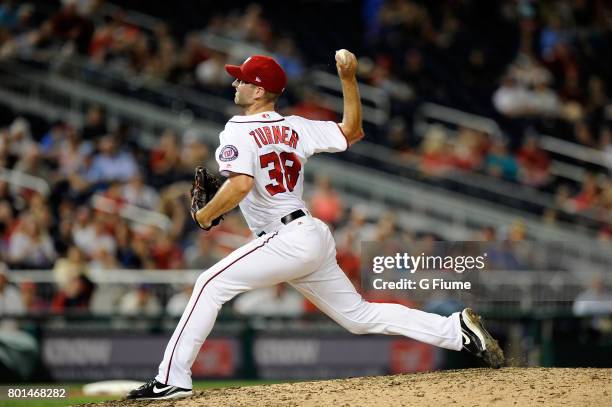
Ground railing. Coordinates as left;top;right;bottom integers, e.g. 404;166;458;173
100;2;164;31
0;167;51;196
48;53;233;124
0;60;223;147
7;269;199;285
8;268;611;300
415;103;503;139
91;194;173;232
540;136;612;170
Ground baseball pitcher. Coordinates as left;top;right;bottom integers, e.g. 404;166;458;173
128;50;504;400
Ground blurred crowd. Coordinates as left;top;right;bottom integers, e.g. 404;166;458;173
0;105;541;316
1;0;611;317
364;0;611;236
0;0;305;89
1;1;610;230
0;101;584;318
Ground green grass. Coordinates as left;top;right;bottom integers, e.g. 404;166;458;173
0;380;284;407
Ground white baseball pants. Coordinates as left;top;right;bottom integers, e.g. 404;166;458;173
156;215;462;389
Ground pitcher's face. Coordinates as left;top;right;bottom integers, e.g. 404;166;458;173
232;79;260;107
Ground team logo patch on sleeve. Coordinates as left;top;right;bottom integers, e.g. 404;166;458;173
219;145;239;162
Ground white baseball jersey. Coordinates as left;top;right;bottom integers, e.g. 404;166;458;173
155;110;463;389
214;111;347;234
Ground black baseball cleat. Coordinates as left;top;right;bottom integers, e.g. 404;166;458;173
460;308;505;368
126;379;193;400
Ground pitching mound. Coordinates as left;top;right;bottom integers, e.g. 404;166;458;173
82;368;611;407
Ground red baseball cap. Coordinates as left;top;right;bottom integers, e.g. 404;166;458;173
225;55;287;94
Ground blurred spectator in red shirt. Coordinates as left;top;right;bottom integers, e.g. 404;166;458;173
452;128;484;171
152;233;184;269
287;88;338;121
309;176;343;227
149;129;182;187
46;0;94;54
51;274;95;313
100;181;127;211
571;173;599;212
517;136;551;187
130;231;157;269
0;199;17;250
598;223;612;241
419;126;454;177
20;280;46;313
335;231;361;287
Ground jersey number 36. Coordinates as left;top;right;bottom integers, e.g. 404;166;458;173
260;152;302;196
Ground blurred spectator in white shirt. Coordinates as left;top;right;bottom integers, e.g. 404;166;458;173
493;76;532;117
233;284;303;317
8;213;56;268
73;214;116;258
13;144;52;184
166;285;193;317
573;275;612;316
195;50;232;88
118;284;162;316
121;173;160;210
53;245;88;290
0;265;24;316
7;117;34;157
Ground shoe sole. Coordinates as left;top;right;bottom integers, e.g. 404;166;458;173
129;390;193;400
463;308;505;368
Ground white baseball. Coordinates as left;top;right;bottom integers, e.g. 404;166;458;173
335;49;351;65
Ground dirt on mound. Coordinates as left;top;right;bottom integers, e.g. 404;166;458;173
81;368;611;407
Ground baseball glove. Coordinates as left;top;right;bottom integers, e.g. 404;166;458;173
190;166;224;230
